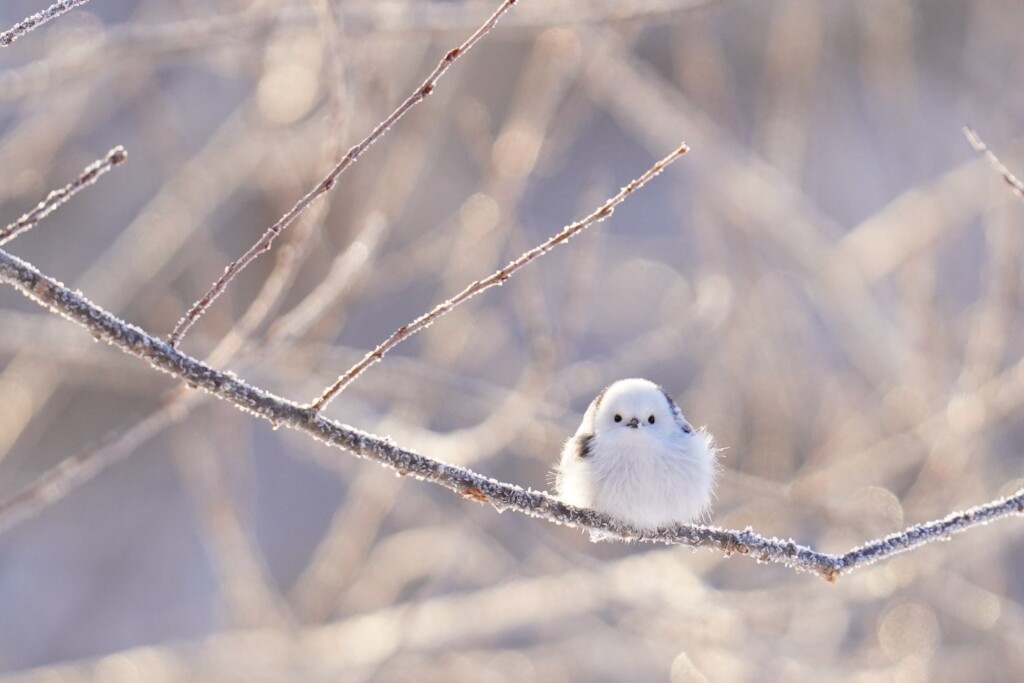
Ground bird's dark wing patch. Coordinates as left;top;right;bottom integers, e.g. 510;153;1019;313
577;433;595;459
658;386;693;433
580;386;611;433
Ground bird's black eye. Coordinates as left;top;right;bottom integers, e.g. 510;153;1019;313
648;415;656;424
614;414;622;423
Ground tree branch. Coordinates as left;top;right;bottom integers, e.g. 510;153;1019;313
0;0;92;47
310;143;689;411
964;126;1024;201
165;0;521;349
0;146;126;246
2;246;1021;582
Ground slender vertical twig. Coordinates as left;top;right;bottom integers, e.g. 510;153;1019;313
0;146;126;246
964;126;1024;201
310;143;689;411
166;0;522;349
0;0;93;47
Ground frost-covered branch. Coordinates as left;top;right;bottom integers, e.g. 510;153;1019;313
0;146;126;246
166;0;521;349
310;143;689;410
964;126;1024;201
1;247;1021;582
0;0;92;47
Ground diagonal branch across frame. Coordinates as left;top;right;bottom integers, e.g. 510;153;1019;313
2;246;1021;582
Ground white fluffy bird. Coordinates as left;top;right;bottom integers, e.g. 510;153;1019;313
555;378;717;529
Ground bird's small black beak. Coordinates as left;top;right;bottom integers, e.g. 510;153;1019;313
626;417;640;429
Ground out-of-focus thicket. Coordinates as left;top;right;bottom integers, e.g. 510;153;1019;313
0;0;1023;680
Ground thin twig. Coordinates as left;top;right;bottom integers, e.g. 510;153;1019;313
165;0;521;349
310;143;690;411
0;0;92;47
0;146;126;246
964;126;1024;201
2;247;1021;582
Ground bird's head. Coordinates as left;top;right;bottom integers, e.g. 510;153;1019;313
592;378;692;439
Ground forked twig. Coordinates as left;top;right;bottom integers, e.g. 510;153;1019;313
1;245;1021;581
964;126;1024;201
310;143;690;411
165;0;521;349
0;146;126;246
0;0;92;47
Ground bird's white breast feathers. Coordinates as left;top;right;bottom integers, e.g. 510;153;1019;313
556;424;716;529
